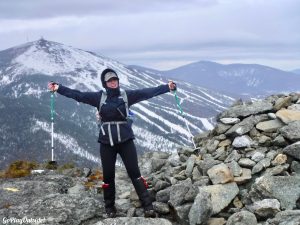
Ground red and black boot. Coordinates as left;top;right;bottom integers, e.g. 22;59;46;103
132;176;156;218
102;182;117;218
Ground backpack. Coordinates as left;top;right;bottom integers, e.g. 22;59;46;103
98;90;129;121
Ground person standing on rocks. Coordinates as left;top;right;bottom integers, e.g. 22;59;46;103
48;68;176;218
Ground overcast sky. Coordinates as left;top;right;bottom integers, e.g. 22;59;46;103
0;0;299;70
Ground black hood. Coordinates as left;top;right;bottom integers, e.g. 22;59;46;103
101;68;119;88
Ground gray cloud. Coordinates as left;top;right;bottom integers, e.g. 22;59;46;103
0;0;218;19
0;0;299;70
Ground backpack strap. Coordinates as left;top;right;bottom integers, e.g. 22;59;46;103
120;90;129;119
98;90;107;121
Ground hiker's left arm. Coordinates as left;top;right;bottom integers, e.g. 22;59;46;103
126;81;176;106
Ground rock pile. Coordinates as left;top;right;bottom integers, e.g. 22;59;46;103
137;93;300;225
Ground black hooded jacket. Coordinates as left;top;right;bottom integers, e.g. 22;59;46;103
57;69;170;145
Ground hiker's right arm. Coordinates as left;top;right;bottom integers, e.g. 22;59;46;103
48;82;99;108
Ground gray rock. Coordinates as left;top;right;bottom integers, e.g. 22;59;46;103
248;199;280;219
173;203;193;225
238;158;256;168
291;161;300;174
249;175;300;209
94;217;173;225
226;116;258;137
156;188;171;203
68;183;86;195
232;135;254;148
256;119;285;132
251;158;271;174
234;168;252;184
227;160;243;177
265;210;300;225
279;121;300;142
283;141;300;160
226;211;257;225
272;135;288;147
193;176;210;187
265;164;289;176
214;123;232;135
151;158;166;172
220;117;241;125
207;140;220;153
266;150;278;160
194;131;210;144
225;150;241;163
273;96;292;111
168;179;192;207
1;193;105;225
199;182;239;215
198;158;222;175
189;191;213;225
154;180;171;192
288;103;300;111
258;135;272;146
251;152;265;162
178;146;197;157
116;198;132;213
192;167;203;181
184;185;199;202
185;156;196;177
219;100;273;118
168;152;181;167
207;163;234;184
153;202;170;214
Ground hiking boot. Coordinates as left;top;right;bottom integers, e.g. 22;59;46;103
102;182;116;217
132;176;156;217
105;205;117;218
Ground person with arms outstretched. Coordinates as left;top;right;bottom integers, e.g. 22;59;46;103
48;68;176;218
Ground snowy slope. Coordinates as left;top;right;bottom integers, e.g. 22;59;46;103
0;39;235;168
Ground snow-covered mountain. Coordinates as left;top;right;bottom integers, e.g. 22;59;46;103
0;39;235;168
134;61;300;96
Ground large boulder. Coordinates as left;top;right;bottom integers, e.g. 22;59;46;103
279;121;300;142
226;211;257;225
283;141;300;160
265;210;300;225
189;191;213;225
219;100;273;119
276;109;300;124
226;116;259;137
207;163;234;184
199;182;239;215
256;119;285;132
249;175;300;210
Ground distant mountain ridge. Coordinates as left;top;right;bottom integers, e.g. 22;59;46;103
291;68;300;74
129;61;300;96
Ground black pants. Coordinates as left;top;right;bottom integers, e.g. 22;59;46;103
100;139;153;211
100;139;141;185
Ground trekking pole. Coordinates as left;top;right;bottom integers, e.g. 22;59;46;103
50;90;55;162
172;89;196;148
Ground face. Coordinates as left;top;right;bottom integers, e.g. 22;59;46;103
106;78;119;89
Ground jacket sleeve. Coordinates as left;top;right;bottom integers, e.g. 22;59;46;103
57;85;100;108
126;84;170;106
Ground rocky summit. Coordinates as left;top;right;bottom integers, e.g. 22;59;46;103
1;92;300;225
